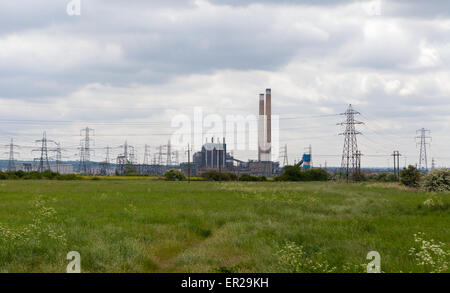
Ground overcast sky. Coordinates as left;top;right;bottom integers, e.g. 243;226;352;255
0;0;449;167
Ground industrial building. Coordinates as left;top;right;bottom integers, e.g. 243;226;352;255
186;88;281;178
14;163;74;174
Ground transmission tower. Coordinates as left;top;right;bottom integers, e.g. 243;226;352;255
116;141;131;175
355;150;362;179
129;145;136;165
175;150;180;165
416;128;431;171
121;141;129;162
105;146;111;165
79;127;95;174
100;146;111;175
166;140;172;166
280;144;288;166
143;144;150;165
54;142;62;173
33;131;54;172
158;145;163;165
5;138;19;171
338;104;363;181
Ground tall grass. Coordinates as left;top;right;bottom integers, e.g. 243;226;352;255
0;180;448;272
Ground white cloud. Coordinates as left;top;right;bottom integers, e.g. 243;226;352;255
0;0;449;167
0;33;123;72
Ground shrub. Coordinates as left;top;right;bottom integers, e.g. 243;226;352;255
239;174;267;181
422;169;450;192
14;170;26;178
303;168;331;181
164;169;185;181
201;170;237;181
0;171;81;180
400;165;422;188
56;174;81;180
368;172;397;182
275;166;330;182
275;165;304;181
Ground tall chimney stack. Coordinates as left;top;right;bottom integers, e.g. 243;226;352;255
266;89;271;145
258;93;265;161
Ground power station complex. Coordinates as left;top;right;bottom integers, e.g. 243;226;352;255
1;88;315;178
185;88;310;177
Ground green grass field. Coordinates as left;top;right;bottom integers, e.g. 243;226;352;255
0;180;448;273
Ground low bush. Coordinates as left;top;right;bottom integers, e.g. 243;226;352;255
0;171;81;180
56;174;81;180
239;174;267;182
367;172;397;182
201;170;237;181
400;165;422;188
422;169;450;192
164;169;186;181
275;166;330;182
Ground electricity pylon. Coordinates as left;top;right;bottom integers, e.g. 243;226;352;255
280;144;288;166
33;131;54;172
416;128;431;171
5;138;19;171
338;104;363;181
79;127;95;174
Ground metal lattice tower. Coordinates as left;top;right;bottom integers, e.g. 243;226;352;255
105;146;111;165
33;131;53;172
79;127;94;174
166;140;172;166
123;141;129;162
5;138;19;171
338;104;363;181
416;128;431;171
129;145;136;165
143;144;150;166
55;142;62;173
158;145;163;165
280;144;288;166
174;150;179;165
116;141;131;175
100;145;111;175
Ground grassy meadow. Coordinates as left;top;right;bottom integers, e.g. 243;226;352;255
0;179;448;273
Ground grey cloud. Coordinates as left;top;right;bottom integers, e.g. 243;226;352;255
0;0;449;166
